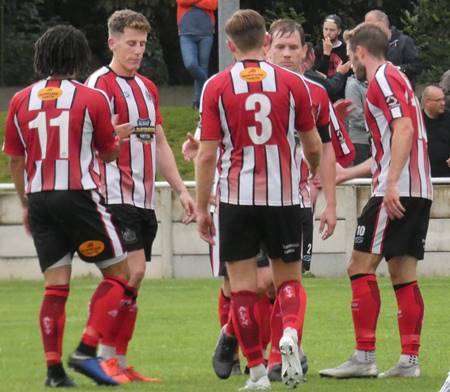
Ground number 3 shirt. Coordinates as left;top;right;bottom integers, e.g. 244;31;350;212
3;79;117;193
199;60;315;207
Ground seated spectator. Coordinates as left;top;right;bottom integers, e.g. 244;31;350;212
439;69;450;110
365;10;422;85
177;0;218;109
345;75;370;165
421;85;450;177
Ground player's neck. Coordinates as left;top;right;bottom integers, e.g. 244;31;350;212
109;59;136;78
234;48;266;62
365;57;386;82
48;74;75;80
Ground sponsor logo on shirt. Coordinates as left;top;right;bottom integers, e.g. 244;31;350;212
239;67;267;83
385;94;399;108
38;87;62;101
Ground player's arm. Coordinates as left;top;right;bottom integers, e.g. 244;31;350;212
298;129;322;176
336;158;372;184
155;124;196;224
195;139;219;244
384;117;413;219
9;155;26;207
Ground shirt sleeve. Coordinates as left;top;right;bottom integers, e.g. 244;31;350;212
91;91;118;154
372;68;411;125
2;97;25;157
199;79;221;141
292;76;316;133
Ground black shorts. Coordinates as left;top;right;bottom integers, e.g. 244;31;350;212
28;190;125;272
108;204;158;262
219;203;303;263
354;197;431;261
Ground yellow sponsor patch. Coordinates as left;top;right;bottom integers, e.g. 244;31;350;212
78;240;105;257
38;87;63;101
239;67;267;83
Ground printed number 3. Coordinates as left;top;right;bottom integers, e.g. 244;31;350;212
245;93;272;145
29;111;70;159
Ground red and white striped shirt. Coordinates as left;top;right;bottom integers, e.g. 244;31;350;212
200;60;315;206
365;63;432;200
3;79;117;193
86;67;163;209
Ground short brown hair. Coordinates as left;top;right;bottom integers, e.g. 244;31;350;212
345;23;388;59
269;19;306;46
225;9;266;52
107;9;151;36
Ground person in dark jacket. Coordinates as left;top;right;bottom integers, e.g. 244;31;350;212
365;10;422;84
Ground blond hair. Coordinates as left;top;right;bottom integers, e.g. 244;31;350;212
225;9;266;52
107;9;151;36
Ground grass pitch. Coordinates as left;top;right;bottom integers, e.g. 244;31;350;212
1;276;450;391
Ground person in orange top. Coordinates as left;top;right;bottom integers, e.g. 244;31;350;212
176;0;218;109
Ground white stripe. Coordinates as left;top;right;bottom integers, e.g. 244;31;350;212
86;67;109;88
13;114;27;152
288;92;300;204
374;64;392;98
30;161;43;193
199;73;218;115
259;62;276;92
371;204;388;254
104;162;122;203
218;97;232;203
57;80;76;109
391;106;402;118
28;80;47;111
266;145;282;205
91;191;124;257
54;160;68;190
211;209;221;277
239;146;255;205
416;139;428;198
135;75;156;123
230;62;248;94
80;109;96;189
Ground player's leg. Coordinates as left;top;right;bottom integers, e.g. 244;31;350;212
99;206;159;382
62;190;131;386
28;192;77;387
212;204;269;389
378;197;431;378
320;197;384;379
264;204;304;388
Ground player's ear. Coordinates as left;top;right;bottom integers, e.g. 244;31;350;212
107;36;116;51
227;38;236;54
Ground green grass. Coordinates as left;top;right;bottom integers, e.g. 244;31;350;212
1;276;449;391
0;107;199;183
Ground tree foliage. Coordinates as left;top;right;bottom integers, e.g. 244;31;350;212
402;0;450;84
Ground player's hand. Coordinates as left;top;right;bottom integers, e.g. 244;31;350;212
446;157;450;167
209;193;216;207
333;99;355;121
112;114;133;141
383;184;405;220
197;210;215;245
319;204;337;240
182;132;200;161
322;36;333;55
179;189;196;224
337;60;352;75
22;206;31;236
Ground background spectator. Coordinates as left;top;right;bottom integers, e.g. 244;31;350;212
314;14;348;79
177;0;218;109
345;75;370;165
365;10;422;85
421;85;450;177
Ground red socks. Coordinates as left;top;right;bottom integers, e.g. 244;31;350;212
394;281;424;356
230;291;264;368
350;274;380;351
81;276;128;349
268;298;282;367
255;295;272;350
277;280;303;332
39;285;69;366
218;288;231;328
116;290;138;356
